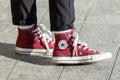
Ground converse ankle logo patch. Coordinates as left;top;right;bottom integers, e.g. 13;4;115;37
58;40;68;50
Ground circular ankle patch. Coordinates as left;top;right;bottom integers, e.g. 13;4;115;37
58;40;68;50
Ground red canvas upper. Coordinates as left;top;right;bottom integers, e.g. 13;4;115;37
16;24;54;49
53;28;100;57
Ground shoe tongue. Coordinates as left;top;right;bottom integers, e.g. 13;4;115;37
70;28;76;37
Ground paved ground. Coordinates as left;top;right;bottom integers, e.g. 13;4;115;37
0;0;120;80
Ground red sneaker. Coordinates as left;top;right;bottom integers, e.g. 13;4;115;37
15;24;55;57
53;28;112;64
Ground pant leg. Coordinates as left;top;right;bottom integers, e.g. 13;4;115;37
49;0;75;31
10;0;37;26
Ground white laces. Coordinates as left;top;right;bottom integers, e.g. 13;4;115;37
72;32;96;56
32;24;54;53
39;24;54;44
39;24;52;37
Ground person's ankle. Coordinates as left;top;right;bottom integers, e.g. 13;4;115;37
18;24;36;30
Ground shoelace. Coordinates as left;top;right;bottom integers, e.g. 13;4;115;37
32;24;54;53
39;24;55;45
39;24;52;37
72;32;96;56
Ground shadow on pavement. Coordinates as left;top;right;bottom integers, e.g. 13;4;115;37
0;42;55;66
0;42;95;66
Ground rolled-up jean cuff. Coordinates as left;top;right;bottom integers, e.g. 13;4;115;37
12;19;37;26
51;24;74;31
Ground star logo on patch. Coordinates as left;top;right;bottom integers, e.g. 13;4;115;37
58;40;68;50
61;43;65;46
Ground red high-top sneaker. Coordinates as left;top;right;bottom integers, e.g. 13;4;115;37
53;28;112;64
15;24;55;57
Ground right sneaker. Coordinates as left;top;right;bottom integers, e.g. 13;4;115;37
15;24;55;57
53;28;112;64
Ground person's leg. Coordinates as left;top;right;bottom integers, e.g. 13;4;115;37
10;0;54;56
49;0;112;64
49;0;75;31
11;0;37;25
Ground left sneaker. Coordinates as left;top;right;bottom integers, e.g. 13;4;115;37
15;24;55;57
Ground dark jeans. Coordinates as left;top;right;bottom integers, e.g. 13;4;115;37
10;0;75;31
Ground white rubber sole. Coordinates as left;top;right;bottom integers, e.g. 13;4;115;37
53;52;112;64
15;47;53;57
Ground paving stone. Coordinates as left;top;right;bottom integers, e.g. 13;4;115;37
75;0;96;30
7;59;63;80
0;0;9;16
0;56;17;80
0;42;19;80
110;48;120;80
36;0;48;23
0;10;17;79
0;21;18;80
